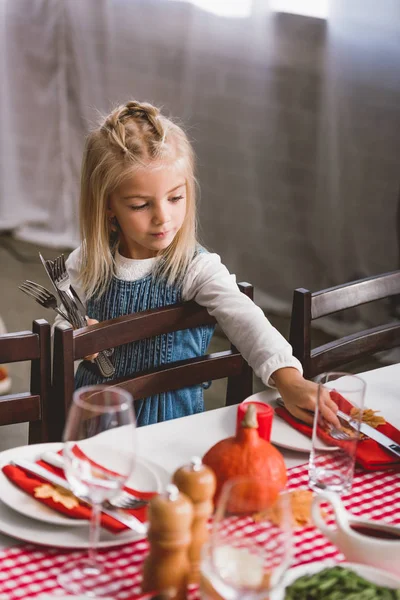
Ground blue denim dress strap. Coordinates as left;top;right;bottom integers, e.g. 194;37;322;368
74;259;214;426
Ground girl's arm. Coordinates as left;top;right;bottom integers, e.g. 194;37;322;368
183;252;302;387
183;252;339;424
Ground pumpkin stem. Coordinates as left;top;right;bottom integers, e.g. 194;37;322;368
241;404;258;428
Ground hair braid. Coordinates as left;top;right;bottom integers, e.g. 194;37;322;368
124;100;166;141
102;101;166;155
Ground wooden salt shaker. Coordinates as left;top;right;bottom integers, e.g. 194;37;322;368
142;484;193;600
172;456;216;583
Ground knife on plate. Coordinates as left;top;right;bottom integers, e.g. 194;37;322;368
11;458;148;535
336;411;400;459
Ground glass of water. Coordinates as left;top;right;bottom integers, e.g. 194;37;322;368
58;385;136;596
309;372;366;495
200;476;292;600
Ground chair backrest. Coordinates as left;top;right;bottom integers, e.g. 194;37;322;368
0;319;51;444
289;270;400;379
53;283;253;438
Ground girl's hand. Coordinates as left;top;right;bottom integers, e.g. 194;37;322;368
271;367;341;427
83;317;99;362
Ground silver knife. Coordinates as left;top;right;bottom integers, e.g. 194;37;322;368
337;410;400;458
11;458;148;535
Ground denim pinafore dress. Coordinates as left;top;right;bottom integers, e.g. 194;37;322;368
74;269;215;427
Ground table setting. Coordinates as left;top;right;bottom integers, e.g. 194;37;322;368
0;365;399;599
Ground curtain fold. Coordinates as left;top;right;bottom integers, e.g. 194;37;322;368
0;0;399;337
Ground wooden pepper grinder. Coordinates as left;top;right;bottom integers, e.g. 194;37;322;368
172;456;216;583
142;484;193;600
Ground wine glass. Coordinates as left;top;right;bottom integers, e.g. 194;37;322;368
200;476;292;600
57;384;136;597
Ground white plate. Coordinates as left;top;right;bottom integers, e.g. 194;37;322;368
0;442;169;548
271;560;400;599
0;442;163;527
242;393;337;453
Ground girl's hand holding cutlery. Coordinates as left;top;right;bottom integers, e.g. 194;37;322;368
271;367;341;428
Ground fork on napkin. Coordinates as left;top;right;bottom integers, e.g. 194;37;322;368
2;448;156;533
275;393;400;471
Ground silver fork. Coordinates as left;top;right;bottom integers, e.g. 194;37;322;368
39;254;83;329
56;254;87;317
52;255;113;358
52;255;86;322
328;428;351;440
51;255;115;378
104;491;149;510
19;280;69;321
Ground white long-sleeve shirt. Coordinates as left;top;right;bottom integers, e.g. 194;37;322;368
54;247;303;387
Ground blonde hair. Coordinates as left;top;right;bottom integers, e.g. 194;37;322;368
79;100;198;299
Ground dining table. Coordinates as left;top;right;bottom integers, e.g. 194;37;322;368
0;362;399;598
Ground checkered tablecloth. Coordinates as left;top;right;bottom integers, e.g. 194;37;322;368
0;462;399;600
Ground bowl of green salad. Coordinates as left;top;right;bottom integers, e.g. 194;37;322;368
272;562;400;600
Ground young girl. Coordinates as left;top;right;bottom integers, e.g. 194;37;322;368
55;100;336;427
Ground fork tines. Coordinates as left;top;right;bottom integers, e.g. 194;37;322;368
53;253;66;281
19;280;52;301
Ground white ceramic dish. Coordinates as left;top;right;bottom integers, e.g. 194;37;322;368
242;393;338;453
0;442;169;548
271;561;400;599
0;442;163;527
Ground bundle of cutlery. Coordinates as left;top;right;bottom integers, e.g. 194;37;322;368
19;252;115;378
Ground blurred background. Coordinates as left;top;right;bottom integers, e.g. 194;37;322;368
0;0;399;418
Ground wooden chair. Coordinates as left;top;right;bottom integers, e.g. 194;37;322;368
0;319;52;444
53;283;254;438
289;270;400;379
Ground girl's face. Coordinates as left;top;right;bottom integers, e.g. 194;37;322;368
108;164;187;260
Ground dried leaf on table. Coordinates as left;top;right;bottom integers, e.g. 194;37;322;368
253;489;324;528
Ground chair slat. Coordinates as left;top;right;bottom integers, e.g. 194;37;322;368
0;331;39;363
73;301;216;359
309;322;400;378
112;351;247;400
0;393;41;426
312;271;400;319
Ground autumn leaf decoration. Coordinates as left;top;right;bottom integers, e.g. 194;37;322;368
34;484;79;510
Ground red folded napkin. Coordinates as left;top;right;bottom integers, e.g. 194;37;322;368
2;448;156;533
275;393;400;471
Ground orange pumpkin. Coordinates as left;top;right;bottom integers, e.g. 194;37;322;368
203;404;287;510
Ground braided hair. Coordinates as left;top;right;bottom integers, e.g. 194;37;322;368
101;101;166;158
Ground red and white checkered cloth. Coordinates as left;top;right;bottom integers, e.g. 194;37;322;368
0;463;399;600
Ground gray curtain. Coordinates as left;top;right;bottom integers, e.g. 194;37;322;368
1;0;399;340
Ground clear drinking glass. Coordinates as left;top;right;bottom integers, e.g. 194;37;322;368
200;476;292;600
57;385;136;597
309;372;366;495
